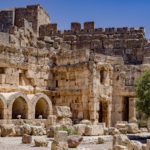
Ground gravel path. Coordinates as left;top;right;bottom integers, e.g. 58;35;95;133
0;136;112;150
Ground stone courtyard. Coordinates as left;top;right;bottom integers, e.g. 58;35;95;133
0;4;149;150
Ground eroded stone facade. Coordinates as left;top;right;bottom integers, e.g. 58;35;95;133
0;4;150;127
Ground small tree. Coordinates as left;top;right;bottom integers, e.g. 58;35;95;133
136;71;150;117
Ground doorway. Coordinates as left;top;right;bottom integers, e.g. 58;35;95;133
122;96;129;121
98;101;108;126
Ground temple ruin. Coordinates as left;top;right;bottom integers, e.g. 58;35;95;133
0;4;149;127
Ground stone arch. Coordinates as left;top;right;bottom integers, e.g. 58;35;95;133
32;93;52;119
0;94;7;119
7;93;30;119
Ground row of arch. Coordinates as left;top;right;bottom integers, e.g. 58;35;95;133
0;92;53;120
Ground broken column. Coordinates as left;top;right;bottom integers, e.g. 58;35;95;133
51;131;68;150
54;106;72;125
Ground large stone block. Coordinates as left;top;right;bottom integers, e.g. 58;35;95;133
54;106;72;118
54;131;68;142
73;124;86;135
84;125;104;136
51;131;68;150
113;145;128;150
67;135;83;148
51;141;68;150
127;123;140;134
34;138;48;147
22;134;32;144
0;124;16;137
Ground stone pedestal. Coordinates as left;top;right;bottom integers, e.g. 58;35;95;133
51;131;68;150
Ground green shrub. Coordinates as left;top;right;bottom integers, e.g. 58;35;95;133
136;71;150;117
58;125;78;135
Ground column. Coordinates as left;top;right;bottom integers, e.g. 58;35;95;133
129;98;137;123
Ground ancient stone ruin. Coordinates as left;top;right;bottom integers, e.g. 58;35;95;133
0;4;149;130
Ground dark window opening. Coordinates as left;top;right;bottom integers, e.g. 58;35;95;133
56;80;58;87
19;73;23;85
100;70;105;84
0;67;5;74
0;100;4;119
99;102;103;122
116;76;119;81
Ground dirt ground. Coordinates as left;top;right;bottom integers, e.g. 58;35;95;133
0;136;112;150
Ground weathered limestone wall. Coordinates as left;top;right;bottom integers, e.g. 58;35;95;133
0;43;50;94
0;5;50;35
37;5;51;35
0;32;10;44
0;4;150;127
15;5;50;35
49;49;92;122
39;21;146;65
0;92;53;123
111;63;150;126
49;49;114;126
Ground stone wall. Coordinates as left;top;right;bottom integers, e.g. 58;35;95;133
0;9;14;32
111;63;150;126
0;32;10;44
49;49;91;122
39;22;145;65
0;43;50;93
15;4;50;35
0;5;50;35
0;4;150;126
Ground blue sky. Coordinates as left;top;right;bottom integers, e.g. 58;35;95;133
0;0;150;38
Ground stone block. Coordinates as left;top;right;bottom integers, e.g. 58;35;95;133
73;124;86;135
57;117;73;126
71;22;81;31
22;134;32;144
51;131;68;150
84;125;104;136
127;123;140;134
54;106;72;118
84;21;95;30
54;131;68;142
34;138;48;147
0;124;16;137
67;135;83;148
113;145;128;150
51;141;68;150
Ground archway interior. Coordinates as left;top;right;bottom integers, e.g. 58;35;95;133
0;100;4;119
12;97;28;119
35;98;49;119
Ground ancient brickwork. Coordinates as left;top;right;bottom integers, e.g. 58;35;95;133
15;5;50;35
0;4;50;35
0;10;14;32
40;22;145;65
0;4;149;127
